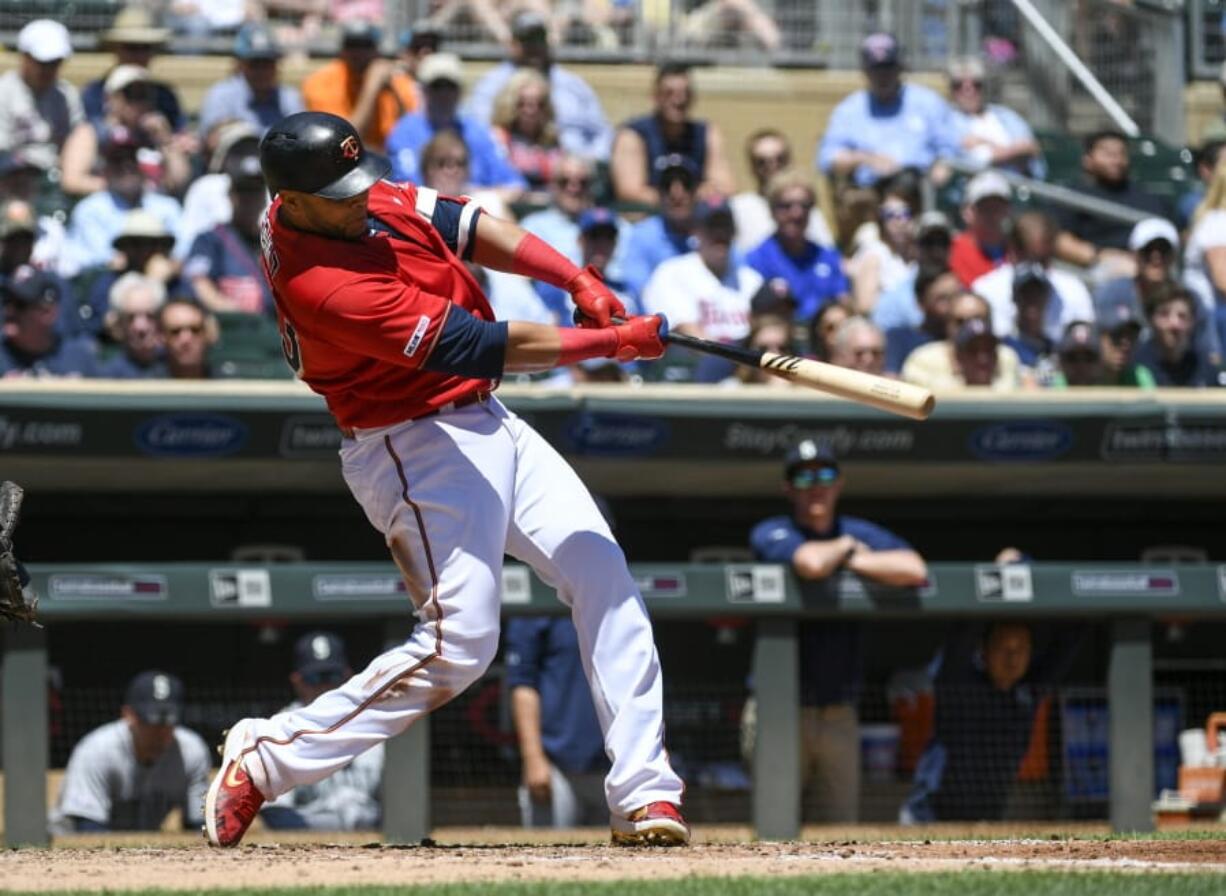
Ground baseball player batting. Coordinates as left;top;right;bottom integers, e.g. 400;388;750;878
203;112;687;848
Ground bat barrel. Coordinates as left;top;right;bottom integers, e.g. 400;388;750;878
761;352;936;420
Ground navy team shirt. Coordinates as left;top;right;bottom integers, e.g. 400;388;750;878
751;513;913;706
504;616;609;775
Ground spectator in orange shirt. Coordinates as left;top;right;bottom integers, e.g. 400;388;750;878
949;171;1011;287
301;20;416;154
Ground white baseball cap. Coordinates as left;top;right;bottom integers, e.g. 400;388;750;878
965;170;1011;206
17;19;72;63
1128;217;1179;253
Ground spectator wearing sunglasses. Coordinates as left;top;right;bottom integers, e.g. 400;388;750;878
156;297;216;380
945;56;1043;178
901;291;1027;390
748;440;927;823
261;632;384;831
732;129;833;254
1091;302;1155;387
847;183;919;317
744;169;850;322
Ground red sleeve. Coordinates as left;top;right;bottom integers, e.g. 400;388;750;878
310;272;454;370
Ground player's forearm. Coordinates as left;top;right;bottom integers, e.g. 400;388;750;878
504;321;617;371
510;686;548;763
846;549;928;587
471;214;581;288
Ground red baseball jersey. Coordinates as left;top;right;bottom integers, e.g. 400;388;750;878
260;180;495;428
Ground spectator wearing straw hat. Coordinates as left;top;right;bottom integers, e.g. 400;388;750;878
82;7;184;131
198;23;304;138
0;20;83;174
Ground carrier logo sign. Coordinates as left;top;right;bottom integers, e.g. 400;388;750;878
210;569;272;608
48;574;167;600
975;564;1033;602
726;565;785;604
1071;570;1179;597
968;422;1073;462
136;414;248;457
565;412;669;456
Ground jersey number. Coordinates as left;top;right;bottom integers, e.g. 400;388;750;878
281;320;303;376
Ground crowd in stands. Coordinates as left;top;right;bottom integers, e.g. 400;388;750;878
0;8;1220;388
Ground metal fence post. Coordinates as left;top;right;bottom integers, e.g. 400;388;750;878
752;618;800;840
2;624;49;847
1109;617;1154;833
381;619;430;845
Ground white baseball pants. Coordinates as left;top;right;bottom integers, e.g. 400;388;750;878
240;397;684;817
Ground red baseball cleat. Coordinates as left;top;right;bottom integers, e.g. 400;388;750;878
203;720;265;848
611;801;690;846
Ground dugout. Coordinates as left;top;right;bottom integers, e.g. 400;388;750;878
2;382;1226;844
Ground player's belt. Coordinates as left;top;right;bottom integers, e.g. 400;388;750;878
337;390;491;439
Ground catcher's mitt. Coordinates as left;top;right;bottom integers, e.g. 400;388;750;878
0;480;38;626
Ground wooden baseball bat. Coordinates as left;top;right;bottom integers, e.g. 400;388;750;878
665;330;936;421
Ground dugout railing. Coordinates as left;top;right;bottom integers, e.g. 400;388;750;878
5;560;1225;846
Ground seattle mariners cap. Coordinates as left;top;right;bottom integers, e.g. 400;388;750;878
234;22;281;61
294;631;349;682
17;19;72;63
124;670;184;726
783;439;838;478
1128;217;1179;253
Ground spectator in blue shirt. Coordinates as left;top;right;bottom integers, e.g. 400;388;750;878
386;53;526;203
505;615;610;827
0;265;97;377
744;168;850;321
66;134;182;272
197;23;304;138
620;155;700;298
464;11;613;161
98;273;167;379
817;33;957;189
1001;263;1057;379
183;155;273;316
749;440;927;822
872;211;954;333
901;621;1083;822
520;154;631;286
884;262;959;373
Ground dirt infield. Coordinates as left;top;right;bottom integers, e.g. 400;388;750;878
3;830;1226;892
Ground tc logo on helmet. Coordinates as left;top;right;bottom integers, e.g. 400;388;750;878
339;136;360;160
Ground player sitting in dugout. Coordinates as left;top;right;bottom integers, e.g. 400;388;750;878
49;671;211;834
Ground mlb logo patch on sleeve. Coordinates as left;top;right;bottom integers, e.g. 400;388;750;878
404;316;431;357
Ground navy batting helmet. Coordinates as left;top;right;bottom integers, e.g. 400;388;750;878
259;111;389;199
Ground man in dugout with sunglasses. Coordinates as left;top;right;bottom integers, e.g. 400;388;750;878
748;440;927;823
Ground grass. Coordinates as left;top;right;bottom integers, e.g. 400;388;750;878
7;875;1226;896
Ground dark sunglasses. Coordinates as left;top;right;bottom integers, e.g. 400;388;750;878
164;323;204;337
555;175;591;189
772;199;814;213
752;153;789;168
951;78;984;90
788;465;840;489
881;207;912;221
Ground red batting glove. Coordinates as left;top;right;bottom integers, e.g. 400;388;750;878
611;314;668;362
565;265;627;329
